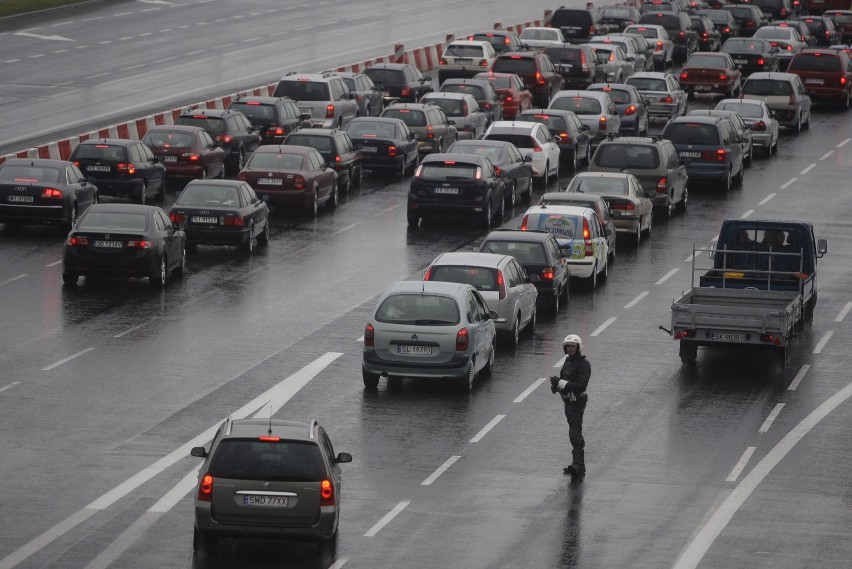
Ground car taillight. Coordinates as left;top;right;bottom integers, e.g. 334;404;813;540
841;76;848;85
680;71;689;80
268;126;285;136
590;24;597;35
426;124;434;139
752;120;766;131
294;175;306;190
215;134;233;144
610;202;636;210
222;215;245;227
505;37;511;45
364;323;374;347
116;163;136;175
656;40;663;50
320;479;334;506
679;31;685;38
724;27;731;33
66;236;88;246
41;188;62;198
703;148;727;161
757;58;765;65
497;269;507;300
401;87;411;97
198;474;213;502
479;59;488;67
536;70;544;85
440;57;448;65
456;327;470;351
540;267;555;280
719;73;728;81
661;95;673;103
599;115;607;130
462;101;469;116
505;95;513;101
582;218;593;256
494;166;502;176
780;8;787;17
746;19;754;27
387;145;398;156
559;132;571;142
126;240;153;249
72;160;81;167
182;153;201;161
169;212;186;224
326;104;335;119
785;45;792;51
624;105;637;116
657;176;667;193
520;215;528;230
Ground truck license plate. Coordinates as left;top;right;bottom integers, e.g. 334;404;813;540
711;332;745;342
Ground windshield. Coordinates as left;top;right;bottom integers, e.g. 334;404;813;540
246;152;304;170
754;28;794;40
382;109;428;127
788;53;841;72
595;88;630;104
492;58;536;76
478;75;512;88
174;116;227;134
209;440;326;482
375;293;461;325
0;165;62;183
627;77;668;91
78;211;147;232
272;80;331;101
716;102;763;118
286;134;333;154
175;184;240;207
543;47;583;64
429;266;498;292
702;11;729;24
602;7;635;18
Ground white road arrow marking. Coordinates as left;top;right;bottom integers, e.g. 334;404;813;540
14;31;74;42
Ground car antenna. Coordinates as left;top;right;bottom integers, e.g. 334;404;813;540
267;402;273;436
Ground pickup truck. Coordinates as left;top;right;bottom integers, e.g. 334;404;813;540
665;219;827;367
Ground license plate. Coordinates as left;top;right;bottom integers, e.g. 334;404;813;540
455;58;473;64
7;195;34;203
680;151;701;158
711;332;745;342
381;90;390;97
433;187;459;194
93;240;122;248
159;155;177;163
396;344;433;355
734;59;747;64
258;178;282;185
192;216;218;224
87;165;111;172
696;85;712;92
805;78;824;84
360;146;377;153
243;495;288;507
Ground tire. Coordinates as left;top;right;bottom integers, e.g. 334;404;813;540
318;531;338;558
608;236;616;263
342;170;352;194
257;220;270;246
201;168;208;180
642;211;653;237
480;197;492;229
327;182;338;210
509;315;520;348
362;370;380;389
793;113;802;135
174;246;186;278
569;146;578;172
62;272;78;287
560;278;569;302
354;165;363;187
585;142;592;165
679;342;697;365
723;170;732;192
551;289;560;313
157;175;166;199
235;148;245;174
587;263;598;289
540;162;549;189
458;361;475;391
397;158;406;179
407;211;420;226
634;221;642;244
150;255;167;289
664;197;673;219
677;186;688;211
483;339;496;376
802;111;810;130
777;344;790;369
310;190;319;217
240;223;256;255
734;165;744;187
137;180;147;205
600;258;608;282
193;527;218;557
505;180;517;208
64;204;78;232
525;308;536;335
745;143;753;166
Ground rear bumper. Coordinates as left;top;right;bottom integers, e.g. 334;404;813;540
254;189;312;209
803;87;849;101
164;164;206;179
0;203;68;224
63;250;157;278
185;226;250;246
196;506;336;542
363;350;471;379
686;163;730;181
88;178;138;198
567;259;595;279
361;155;406;170
407;194;490;217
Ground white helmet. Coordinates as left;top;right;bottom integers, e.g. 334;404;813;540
563;334;583;353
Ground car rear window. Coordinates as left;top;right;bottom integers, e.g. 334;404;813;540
543;47;583;64
0;165;62;183
442;84;486;99
725;6;755;18
347;121;398;138
472;33;507;49
716;102;764;118
702;11;729;24
480;240;548;264
569;176;629;195
209;440;326;482
492;57;537;76
230;102;276;122
627;77;668;91
382;108;427;127
626;26;662;39
592;48;616;64
595;88;630;104
602;7;635;18
723;39;766;53
429;266;498;292
272;80;331;101
143;131;195;149
78;211;147;231
419;162;479;180
247;152;304;170
524;213;584;239
516;113;567;131
663;123;721;145
788;53;842;72
742;79;793;96
286;134;333;154
446;44;486;57
375;293;461;325
478;75;512;88
594;143;661;168
754;28;792;40
72;144;127;161
175;184;240;206
450;143;504;163
521;28;558;41
484;133;534;148
363;68;405;86
550;96;602;115
686;54;728;68
641;14;679;29
424;97;466;117
551;9;593;28
175;116;227;134
833;14;852;24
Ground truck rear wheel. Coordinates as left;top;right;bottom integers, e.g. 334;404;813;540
679;342;697;365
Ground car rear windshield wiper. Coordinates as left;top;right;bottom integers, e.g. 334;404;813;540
414;319;456;325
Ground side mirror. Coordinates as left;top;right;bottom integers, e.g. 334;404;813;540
488;310;499;320
151;156;160;163
524;154;533;163
336;452;353;464
412;132;419;140
603;228;612;237
817;238;827;257
190;446;208;458
528;274;541;283
553;135;562;143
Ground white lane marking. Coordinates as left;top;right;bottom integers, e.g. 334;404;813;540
51;21;74;27
758;193;776;206
779;178;797;190
364;500;410;537
29;54;44;59
86;72;109;79
82;16;103;21
138;0;176;4
655;268;678;285
242;37;260;43
0;382;21;394
356;335;364;342
148;468;200;513
624;291;649;309
684;254;694;263
725;446;755;482
787;364;810;391
14;31;74;41
251;352;342;418
185;49;205;56
0;509;98;569
159;28;172;33
269;30;288;37
710;234;719;242
377;203;405;215
800;164;815;175
42;347;95;371
740;209;754;219
328;559;349;569
294;25;312;32
758;403;785;433
123;64;145;71
114;11;134;16
514;377;548;403
837;138;851;148
113;317;159;338
140;7;162;12
590;316;617;337
813;330;833;354
218;42;234;49
332;221;363;235
819;150;834;161
159;56;176;63
98;40;112;44
672;380;852;569
119;36;134;41
138;32;153;36
553;355;566;368
5;59;21;63
53;49;68;54
470;415;505;443
0;274;28;286
835;302;852;322
421;456;461;486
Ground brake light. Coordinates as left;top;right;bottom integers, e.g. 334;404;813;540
440;57;448;65
320;479;335;506
334;155;341;164
116;163;136;175
724;27;731;34
426;124;434;139
757;58;765;65
719;73;728;81
599;115;607;130
198;474;213;502
624;105;637;116
222;215;245;227
505;95;513;101
657;176;667;192
609;52;616;62
66;236;88;246
780;8;787;17
661;95;673;103
679;31;685;38
401;87;411;97
752;120;766;131
258;436;280;442
126;240;153;249
215;134;233;144
456;327;470;351
326;104;335;119
388;145;398;156
414;164;424;177
702;32;708;39
41;188;62;198
73;160;81;167
510;55;522;59
246;101;260;106
826;30;831;38
841;77;848;86
559;132;571;142
494;166;502;176
497;270;507;300
702;148;727;161
505;37;511;45
182;153;201;161
786;45;792;51
680;71;689;80
656;40;663;50
169;212;186;224
294;175;305;190
268;126;285;136
541;267;555;280
583;218;593;256
479;59;488;67
364;323;374;347
536;70;544;85
520;215;528;230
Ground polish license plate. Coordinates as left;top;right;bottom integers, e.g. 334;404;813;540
381;90;390;97
734;59;747;64
679;151;701;158
396;344;432;355
258;178;282;185
711;332;745;342
696;85;712;92
455;58;473;64
433;187;459;194
192;216;218;224
360;146;377;153
805;78;824;84
159;155;177;163
7;195;34;203
243;495;288;507
87;165;111;172
93;240;122;248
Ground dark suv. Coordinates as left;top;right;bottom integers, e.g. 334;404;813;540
639;12;699;62
381;102;459;155
491;51;565;106
228;96;313;145
283;128;363;193
787;48;852;106
543;44;607;89
478;229;570;312
175;109;261;175
549;6;610;44
363;63;434;105
70;138;166;204
721;4;770;36
191;418;352;557
661;115;745;190
750;0;800;20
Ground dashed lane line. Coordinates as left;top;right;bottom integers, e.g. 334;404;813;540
779;178;797;190
552;355;566;368
514;377;547;403
740;209;753;219
113;317;159;338
624;291;649;309
819;150;834;161
758;193;776;206
813;330;833;354
86;72;109;79
835;302;852;322
185;49;205;56
469;415;505;443
590;316;617;337
0;274;27;286
758;403;785;433
787;365;810;391
837;138;850;148
364;500;410;537
420;456;461;486
0;382;21;395
800;164;816;175
725;446;755;482
655;268;678;285
333;221;362;235
42;347;95;371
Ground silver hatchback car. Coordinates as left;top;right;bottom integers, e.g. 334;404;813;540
363;280;498;391
548;90;622;147
424;252;539;347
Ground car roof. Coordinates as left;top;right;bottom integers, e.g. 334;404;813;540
571;171;636;180
447;39;491;47
524;204;596;217
745;72;799;81
145;125;207;134
77;138;136;146
552;90;613;101
2;158;70;168
232;96;285;105
450;139;514;149
519;108;577;117
287;128;338;136
487;121;541;133
185;179;247;188
431;252;511;268
541;192;606;205
254;144;311;155
385;280;472;296
588;83;634;91
86;203;159;214
349;117;404;124
667;114;726;125
441;78;492;87
497;51;538;59
482;229;555;242
386;102;433;110
366;63;411;70
600;135;662;145
423;92;470;100
628;71;672;79
225;418;318;442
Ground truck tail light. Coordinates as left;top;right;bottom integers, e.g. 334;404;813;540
456;327;470;351
364;323;374;347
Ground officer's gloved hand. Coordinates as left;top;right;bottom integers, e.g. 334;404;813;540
549;376;560;393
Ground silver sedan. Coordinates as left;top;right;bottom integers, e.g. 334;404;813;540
715;98;780;157
563;172;653;243
625;72;688;121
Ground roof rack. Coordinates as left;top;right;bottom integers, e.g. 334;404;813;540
309;419;317;440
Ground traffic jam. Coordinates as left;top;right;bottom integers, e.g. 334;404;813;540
1;0;851;568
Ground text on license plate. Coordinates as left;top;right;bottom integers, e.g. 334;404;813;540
680;151;701;158
734;59;747;64
396;344;433;355
243;495;288;507
711;332;745;342
192;216;218;224
805;78;824;84
258;178;282;185
433;187;459;194
7;195;34;203
87;165;111;172
360;146;377;153
93;240;123;248
160;155;177;162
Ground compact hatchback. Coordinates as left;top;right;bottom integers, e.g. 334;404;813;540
362;280;498;391
786;48;852;107
191;418;352;556
562;172;654;243
227;96;313;145
363;63;434;104
741;71;812;133
483;121;561;187
548;90;622;147
661;115;745;190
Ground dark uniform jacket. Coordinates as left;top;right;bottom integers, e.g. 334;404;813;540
558;353;590;402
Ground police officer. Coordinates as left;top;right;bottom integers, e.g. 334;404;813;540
550;334;590;477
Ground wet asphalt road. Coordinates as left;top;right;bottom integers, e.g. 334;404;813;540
2;5;852;569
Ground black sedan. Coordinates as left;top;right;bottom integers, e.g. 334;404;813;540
345;117;419;178
445;140;533;207
721;38;780;75
168;180;269;254
69;138;167;204
62;203;185;288
0;158;97;230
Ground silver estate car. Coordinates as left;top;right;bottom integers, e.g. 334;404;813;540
741;72;812;134
362;280;498;391
548;90;622;147
424;252;539;347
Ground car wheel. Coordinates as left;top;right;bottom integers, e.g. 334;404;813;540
362;370;380;389
679;342;698;365
193;526;218;557
157;175;166;199
678;186;688;211
608;237;616;263
311;189;319;217
643;211;653;236
342;171;352;194
480;198;492;229
505;180;517;208
601;258;608;282
138;180;147;205
802;111;810;130
317;530;338;558
64;204;78;232
62;272;78;287
495;194;505;223
150;255;167;289
723;170;732;192
458;360;475;391
398;158;406;179
540;162;549;188
587;263;598;289
745;143;753;166
407;211;420;226
634;221;642;244
174;246;186;278
525;307;536;335
585;142;592;165
734;165;744;187
354;165;363;187
793;113;802;135
509;314;520;348
483;338;496;375
240;223;256;255
257;220;270;246
236;149;245;173
552;289;560;313
200;169;208;180
570;146;578;172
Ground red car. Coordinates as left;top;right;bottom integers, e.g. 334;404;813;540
679;52;743;97
490;51;565;107
474;72;533;119
787;49;852;106
141;126;225;181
